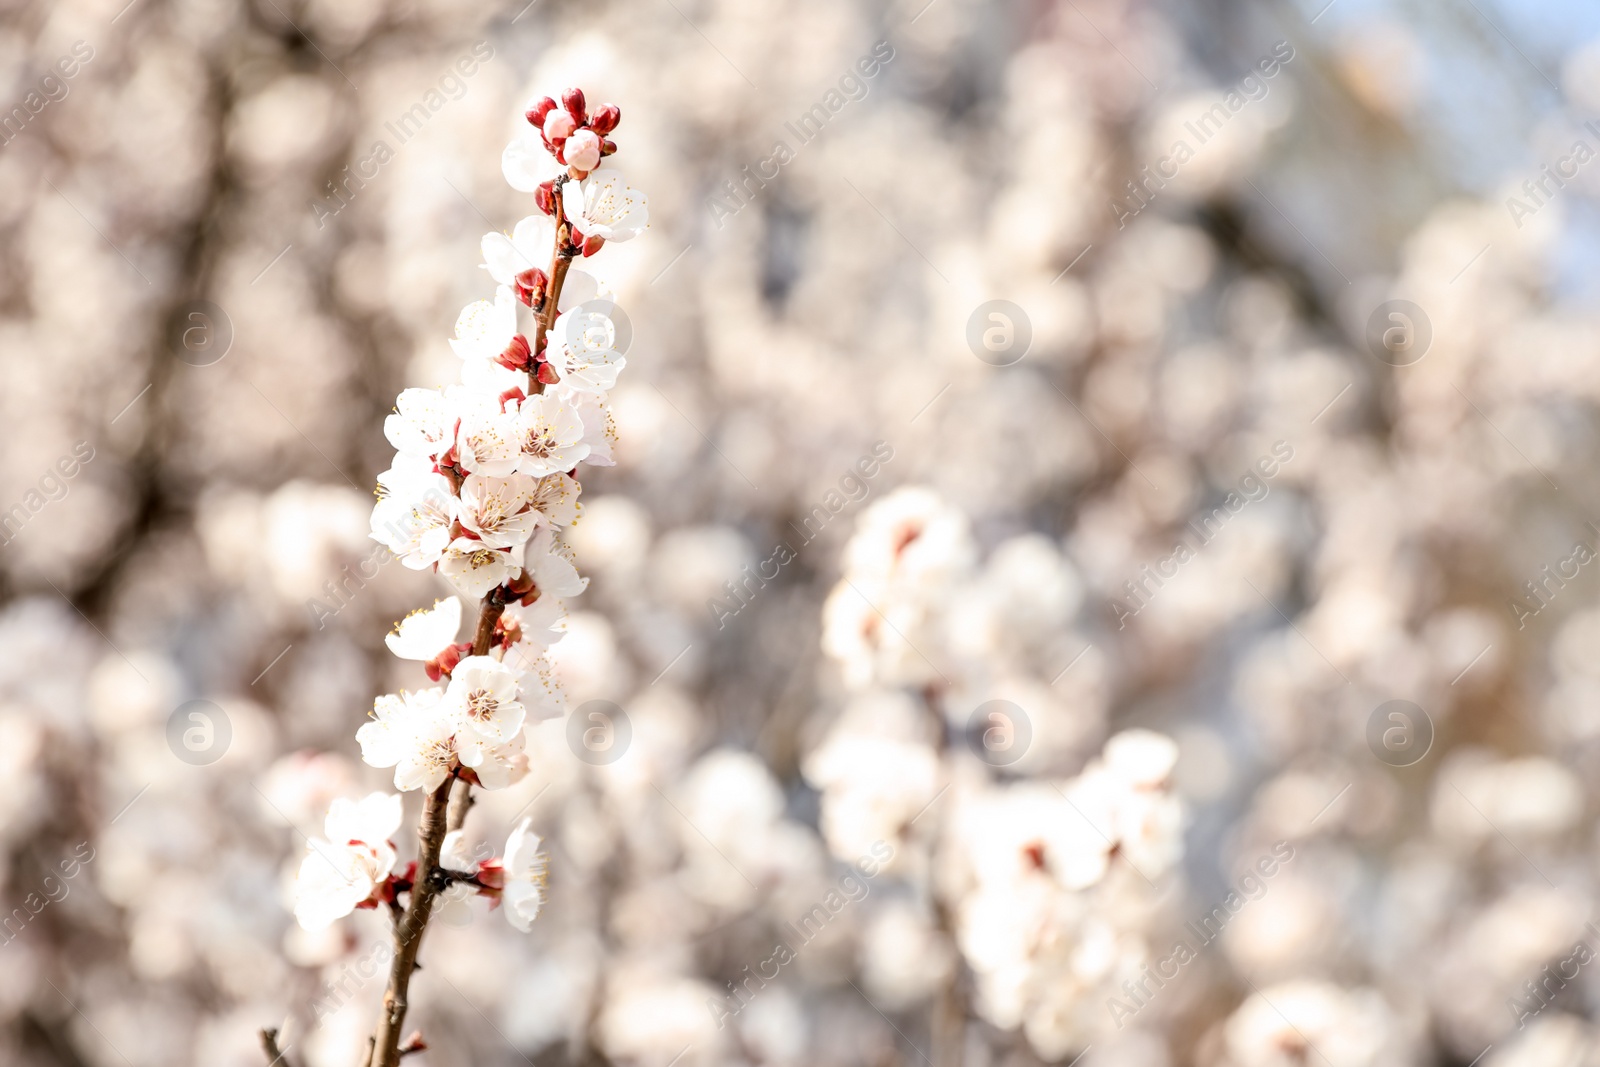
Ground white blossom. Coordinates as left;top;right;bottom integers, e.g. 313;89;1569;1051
385;598;462;662
510;649;567;721
547;304;626;393
449;285;520;362
482;216;554;285
384;388;456;459
501;818;548;931
439;538;516;599
529;472;581;527
292;793;403;930
501;128;560;192
439;829;476;873
503;594;569;656
469;730;530;790
512;393;591;476
519;527;589;598
556;385;617;466
357;689;459;792
458;473;542;548
455;404;521;478
444;655;527;765
561;169;649;243
370;460;457;569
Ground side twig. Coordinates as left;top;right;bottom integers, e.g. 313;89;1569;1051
258;1027;294;1067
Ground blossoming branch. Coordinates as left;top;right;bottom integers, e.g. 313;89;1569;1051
261;87;647;1067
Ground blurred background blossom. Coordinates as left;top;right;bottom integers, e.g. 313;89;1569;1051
6;0;1600;1065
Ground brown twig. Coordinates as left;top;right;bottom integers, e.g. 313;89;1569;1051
367;174;581;1067
368;774;453;1067
258;1027;294;1067
531;175;577;396
471;592;507;657
447;773;475;835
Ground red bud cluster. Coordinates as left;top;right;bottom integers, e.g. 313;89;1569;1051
524;87;620;177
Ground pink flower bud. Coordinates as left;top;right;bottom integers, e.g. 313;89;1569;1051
589;104;620;135
514;267;547;308
524;97;557;127
498;334;532;369
600;138;618;157
565;129;602;173
560;87;587;124
581;233;606;257
425;642;469;682
543;109;576;142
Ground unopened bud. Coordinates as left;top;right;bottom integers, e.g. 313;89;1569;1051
534;181;557;216
600;138;618;157
425;642;468;682
543;108;576;142
499;334;532;369
565;129;602;173
514;267;547;308
589;104;620;135
524;97;557;128
560;87;587;124
581;233;606;257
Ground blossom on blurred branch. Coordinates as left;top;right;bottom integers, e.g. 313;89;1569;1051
274;86;646;1067
814;487;1185;1061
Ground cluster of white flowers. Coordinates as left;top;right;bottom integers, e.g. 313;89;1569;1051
814;488;1184;1060
821;487;976;690
292;88;647;935
951;730;1183;1058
